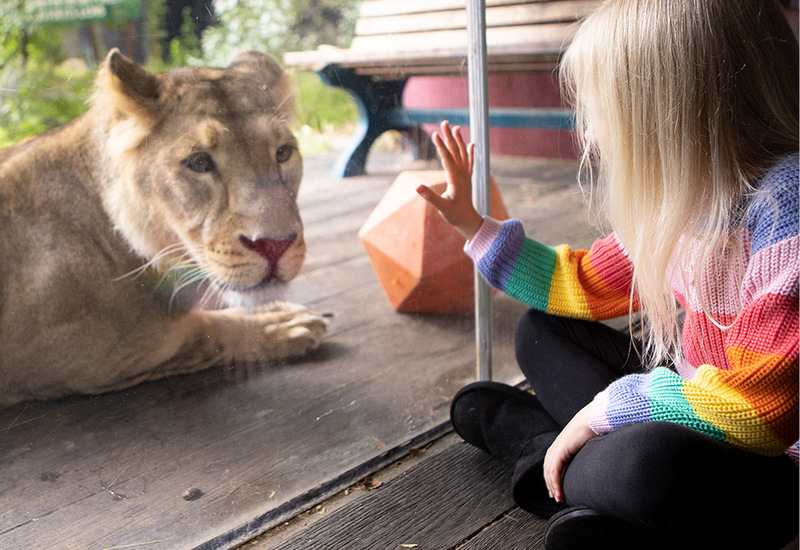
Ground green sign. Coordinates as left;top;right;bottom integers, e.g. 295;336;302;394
0;0;140;25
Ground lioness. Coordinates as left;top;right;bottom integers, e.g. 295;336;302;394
0;50;327;407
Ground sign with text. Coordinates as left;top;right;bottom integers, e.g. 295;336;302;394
0;0;139;25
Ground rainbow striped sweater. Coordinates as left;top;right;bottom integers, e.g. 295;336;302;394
464;154;799;458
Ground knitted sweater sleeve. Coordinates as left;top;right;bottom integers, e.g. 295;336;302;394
588;157;800;456
464;217;636;320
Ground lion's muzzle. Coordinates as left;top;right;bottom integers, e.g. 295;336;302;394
239;234;298;281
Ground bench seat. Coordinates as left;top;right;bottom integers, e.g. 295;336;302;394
284;0;598;176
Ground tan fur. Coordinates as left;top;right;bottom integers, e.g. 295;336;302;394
0;50;327;406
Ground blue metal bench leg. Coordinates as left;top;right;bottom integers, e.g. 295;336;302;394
405;124;437;163
317;65;435;177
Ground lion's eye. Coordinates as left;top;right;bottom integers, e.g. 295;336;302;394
276;145;293;163
181;152;215;173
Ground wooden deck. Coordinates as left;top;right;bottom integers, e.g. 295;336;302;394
247;432;550;549
0;146;601;549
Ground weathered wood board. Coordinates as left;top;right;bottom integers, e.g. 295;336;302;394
250;433;550;550
265;438;521;550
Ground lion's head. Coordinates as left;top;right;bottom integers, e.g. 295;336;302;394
94;49;305;306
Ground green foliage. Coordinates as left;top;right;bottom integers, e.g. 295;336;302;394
291;69;357;155
0;0;358;153
0;10;26;66
168;6;202;67
0;11;93;148
0;59;94;147
144;0;169;69
199;0;358;66
293;69;356;130
1;10;65;69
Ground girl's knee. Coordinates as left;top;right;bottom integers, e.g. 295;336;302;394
514;309;557;379
562;423;684;524
515;309;559;354
564;422;798;531
516;309;547;340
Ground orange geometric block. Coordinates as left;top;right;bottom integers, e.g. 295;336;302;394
359;170;509;314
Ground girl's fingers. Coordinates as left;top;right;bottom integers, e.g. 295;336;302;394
543;451;564;503
434;131;462;170
435;132;466;180
437;121;472;170
432;131;450;160
452;125;469;164
416;185;454;218
441;122;462;161
415;184;441;208
434;121;474;206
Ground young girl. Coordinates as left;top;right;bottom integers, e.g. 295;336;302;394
416;1;799;548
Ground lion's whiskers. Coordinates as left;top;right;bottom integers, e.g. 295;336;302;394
168;268;212;308
114;242;192;281
274;93;294;121
116;242;276;312
197;277;227;310
165;247;231;310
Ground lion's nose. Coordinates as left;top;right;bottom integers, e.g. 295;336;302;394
239;234;297;267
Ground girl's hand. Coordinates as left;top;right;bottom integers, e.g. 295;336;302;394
543;403;597;503
415;121;484;241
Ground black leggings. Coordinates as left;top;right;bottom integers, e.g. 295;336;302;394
514;309;799;549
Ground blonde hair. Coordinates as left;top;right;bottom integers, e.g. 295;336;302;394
560;0;799;366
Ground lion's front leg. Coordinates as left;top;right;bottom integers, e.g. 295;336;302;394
151;303;329;377
209;303;329;364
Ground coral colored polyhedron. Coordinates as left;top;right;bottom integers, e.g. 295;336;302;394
359;170;509;314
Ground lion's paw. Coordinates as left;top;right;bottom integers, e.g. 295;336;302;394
206;305;330;365
257;308;329;359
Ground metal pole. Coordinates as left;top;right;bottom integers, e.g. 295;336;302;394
466;0;492;380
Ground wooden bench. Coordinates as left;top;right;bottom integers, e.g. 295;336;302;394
283;0;599;177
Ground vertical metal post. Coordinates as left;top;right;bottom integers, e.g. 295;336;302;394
466;0;492;380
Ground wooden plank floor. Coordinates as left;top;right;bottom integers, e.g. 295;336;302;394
0;146;599;549
248;432;550;550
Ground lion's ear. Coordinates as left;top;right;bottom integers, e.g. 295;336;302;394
227;50;285;82
228;51;294;119
96;48;159;119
